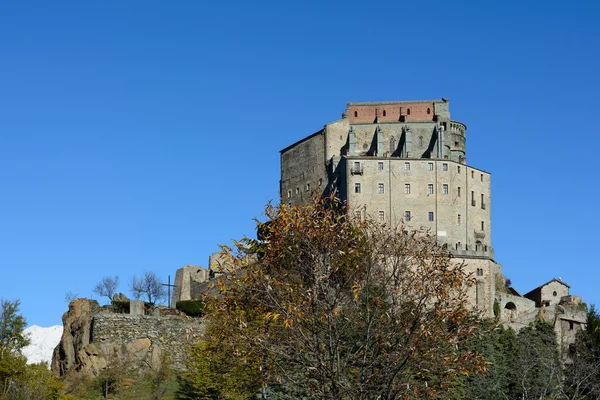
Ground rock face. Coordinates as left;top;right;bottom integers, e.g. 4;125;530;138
51;298;204;389
51;298;100;377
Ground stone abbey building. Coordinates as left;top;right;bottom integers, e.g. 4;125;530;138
170;98;584;349
278;99;585;333
280;99;498;316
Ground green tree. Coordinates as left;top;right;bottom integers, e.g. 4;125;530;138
180;196;485;399
562;304;600;399
0;299;29;397
513;320;561;400
462;321;518;399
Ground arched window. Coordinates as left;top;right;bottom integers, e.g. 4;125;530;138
418;136;423;148
382;110;386;117
354;111;358;117
427;107;431;114
407;108;411;115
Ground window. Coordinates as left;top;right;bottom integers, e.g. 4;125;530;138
419;136;423;148
481;221;484;230
378;210;385;220
427;107;431;114
443;184;449;194
404;211;411;221
377;183;384;194
481;193;485;208
457;214;461;225
477;268;484;277
458;166;461;174
378;162;384;170
442;163;448;171
428;184;434;195
382;110;386;117
287;190;291;198
405;184;411;194
458;187;461;197
352;161;362;175
471;191;475;205
407;108;411;115
296;187;299;194
318;178;322;187
354;111;358;117
553;291;557;297
481;174;483;181
428;212;434;221
455;141;459;147
471;170;474;178
428;162;433;171
404;162;410;171
306;183;310;192
355;183;361;193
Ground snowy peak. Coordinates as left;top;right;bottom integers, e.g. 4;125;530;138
22;325;63;365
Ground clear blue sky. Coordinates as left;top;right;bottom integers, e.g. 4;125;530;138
1;0;599;327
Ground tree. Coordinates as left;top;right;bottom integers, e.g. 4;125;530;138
513;320;562;400
130;272;166;304
93;276;119;303
180;196;485;399
0;299;29;398
561;304;600;399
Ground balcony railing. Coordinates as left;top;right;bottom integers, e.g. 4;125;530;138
351;165;363;175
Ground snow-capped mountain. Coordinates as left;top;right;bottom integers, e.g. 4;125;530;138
22;325;63;365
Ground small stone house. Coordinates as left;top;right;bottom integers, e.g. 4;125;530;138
524;278;570;308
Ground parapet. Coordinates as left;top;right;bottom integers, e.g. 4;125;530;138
345;99;450;124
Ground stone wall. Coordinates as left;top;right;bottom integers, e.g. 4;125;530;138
52;298;204;389
92;313;203;371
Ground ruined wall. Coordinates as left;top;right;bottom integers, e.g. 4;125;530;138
91;313;203;370
52;298;204;389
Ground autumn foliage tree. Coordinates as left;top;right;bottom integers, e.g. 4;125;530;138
180;196;485;399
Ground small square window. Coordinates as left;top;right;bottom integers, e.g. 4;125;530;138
405;184;410;194
404;211;411;221
378;210;385;220
377;183;384;194
443;184;448;194
428;212;434;221
428;184;434;195
428;162;433;171
404;162;410;171
378;162;384;170
442;163;448;171
355;183;361;193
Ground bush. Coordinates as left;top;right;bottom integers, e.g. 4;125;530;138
176;300;204;317
112;301;130;314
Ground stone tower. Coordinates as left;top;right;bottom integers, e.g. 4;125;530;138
280;99;500;316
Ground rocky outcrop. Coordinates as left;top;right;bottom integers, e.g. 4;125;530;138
51;298;100;377
51;298;204;389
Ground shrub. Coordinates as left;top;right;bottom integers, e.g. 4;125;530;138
176;300;204;317
112;301;130;314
